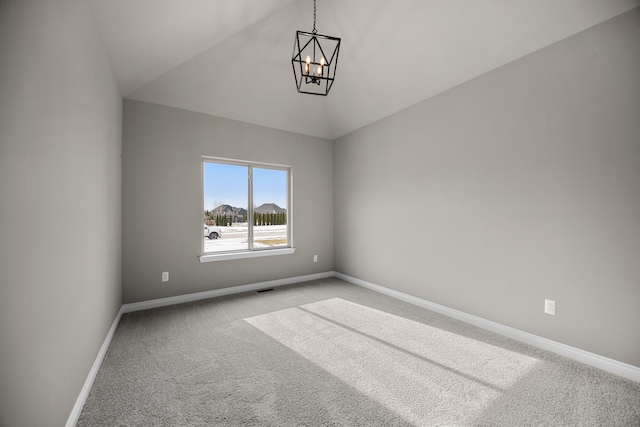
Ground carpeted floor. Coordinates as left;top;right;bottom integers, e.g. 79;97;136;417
77;278;640;426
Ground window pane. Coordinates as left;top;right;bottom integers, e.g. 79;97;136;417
253;168;288;248
203;162;248;252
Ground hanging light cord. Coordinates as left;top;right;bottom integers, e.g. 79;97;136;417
312;0;317;34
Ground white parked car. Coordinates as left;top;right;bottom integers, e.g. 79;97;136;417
204;224;222;240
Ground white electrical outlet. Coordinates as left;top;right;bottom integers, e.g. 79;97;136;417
544;299;556;315
314;255;318;263
162;272;169;282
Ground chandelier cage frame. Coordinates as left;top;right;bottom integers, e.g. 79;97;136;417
291;0;341;96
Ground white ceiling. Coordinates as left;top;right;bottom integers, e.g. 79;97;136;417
89;0;639;140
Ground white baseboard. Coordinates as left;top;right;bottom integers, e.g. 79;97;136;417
66;306;123;427
68;269;639;426
335;272;640;383
122;271;334;313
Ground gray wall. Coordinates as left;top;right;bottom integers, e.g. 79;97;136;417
122;100;333;303
0;1;123;426
334;9;640;368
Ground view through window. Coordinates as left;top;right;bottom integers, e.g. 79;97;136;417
203;158;290;254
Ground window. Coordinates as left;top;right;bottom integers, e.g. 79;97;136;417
200;157;293;262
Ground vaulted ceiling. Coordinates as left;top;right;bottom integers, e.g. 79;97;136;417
89;0;639;139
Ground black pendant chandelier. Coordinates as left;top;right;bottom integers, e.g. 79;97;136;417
291;0;341;96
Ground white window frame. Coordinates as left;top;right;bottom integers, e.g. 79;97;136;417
199;156;294;263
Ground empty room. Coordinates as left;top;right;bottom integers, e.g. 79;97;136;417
1;1;639;426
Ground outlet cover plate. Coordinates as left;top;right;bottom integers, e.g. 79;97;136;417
544;299;556;315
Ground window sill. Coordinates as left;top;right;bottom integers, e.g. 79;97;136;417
199;247;296;263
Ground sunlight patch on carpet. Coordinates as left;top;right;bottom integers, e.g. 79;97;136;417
245;298;540;426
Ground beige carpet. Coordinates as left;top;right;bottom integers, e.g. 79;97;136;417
78;278;640;426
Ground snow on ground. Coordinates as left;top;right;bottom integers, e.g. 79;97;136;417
204;225;287;252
